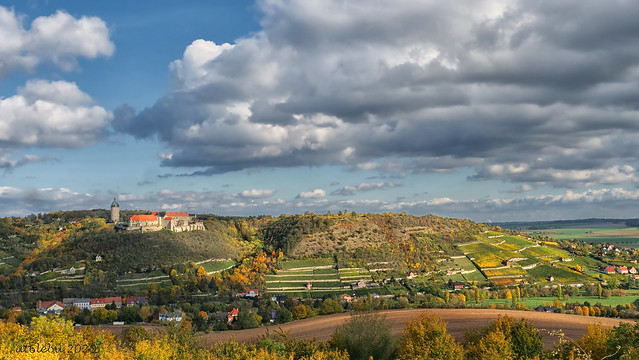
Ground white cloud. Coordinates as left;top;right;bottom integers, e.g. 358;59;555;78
238;189;276;199
331;181;397;196
0;6;114;77
297;189;326;199
110;0;639;191
0;80;110;149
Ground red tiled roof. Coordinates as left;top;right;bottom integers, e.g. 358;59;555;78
165;216;173;220
130;215;157;221
229;308;239;316
165;212;189;217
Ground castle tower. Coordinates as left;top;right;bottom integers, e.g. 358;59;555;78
110;198;120;223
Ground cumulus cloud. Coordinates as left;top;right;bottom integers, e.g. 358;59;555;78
112;0;639;190
238;189;276;199
331;181;397;196
0;6;114;77
297;189;326;199
0;80;111;149
0;187;100;216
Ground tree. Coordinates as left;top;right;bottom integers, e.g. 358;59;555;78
238;310;261;329
330;312;396;360
396;313;464;360
319;298;344;315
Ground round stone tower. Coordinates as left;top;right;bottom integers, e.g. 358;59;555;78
110;197;120;223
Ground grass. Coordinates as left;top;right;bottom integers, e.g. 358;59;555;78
280;258;335;270
484;295;639;308
463;271;486;282
199;259;236;273
526;265;590;283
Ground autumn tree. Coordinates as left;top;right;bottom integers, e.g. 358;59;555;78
396;313;464;360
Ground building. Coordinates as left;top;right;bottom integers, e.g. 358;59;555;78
227;308;239;323
119;211;205;232
236;289;259;298
73;298;91;310
125;297;147;307
618;266;629;274
351;280;367;290
91;297;122;310
603;266;616;274
159;312;183;324
37;300;65;315
110;198;120;223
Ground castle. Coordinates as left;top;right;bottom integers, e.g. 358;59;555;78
110;198;205;232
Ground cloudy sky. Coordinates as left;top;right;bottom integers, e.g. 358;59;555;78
1;0;639;221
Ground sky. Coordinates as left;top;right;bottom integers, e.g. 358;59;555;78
1;0;639;222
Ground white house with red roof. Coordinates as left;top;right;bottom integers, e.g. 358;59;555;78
37;300;65;314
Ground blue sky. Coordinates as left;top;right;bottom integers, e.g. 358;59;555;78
2;0;639;221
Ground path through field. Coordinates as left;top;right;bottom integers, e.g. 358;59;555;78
201;308;636;349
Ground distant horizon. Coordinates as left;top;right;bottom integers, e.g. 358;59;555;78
2;1;639;222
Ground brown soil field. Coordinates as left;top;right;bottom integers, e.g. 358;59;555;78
201;309;636;349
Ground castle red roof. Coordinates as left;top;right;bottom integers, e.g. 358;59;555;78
130;215;157;221
165;212;189;217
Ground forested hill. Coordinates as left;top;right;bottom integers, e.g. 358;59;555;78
260;212;485;272
0;211;486;278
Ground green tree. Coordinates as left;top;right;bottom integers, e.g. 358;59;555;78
330;312;396;360
319;298;344;315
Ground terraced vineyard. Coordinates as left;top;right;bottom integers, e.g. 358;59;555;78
460;232;598;285
266;258;389;297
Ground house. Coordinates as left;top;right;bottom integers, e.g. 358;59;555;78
73;298;91;310
227;308;239;323
236;289;259;298
603;267;616;274
159;312;183;324
95;255;102;262
502;260;512;267
535;306;557;313
125;297;147;307
91;297;122;310
12;307;22;312
270;294;287;302
338;294;353;303
63;298;76;308
407;271;416;279
351;281;367;290
548;276;555;282
37;300;65;314
618;266;629;274
306;282;313;290
629;267;637;274
61;267;76;275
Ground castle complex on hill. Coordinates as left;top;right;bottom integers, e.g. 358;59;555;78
110;198;205;232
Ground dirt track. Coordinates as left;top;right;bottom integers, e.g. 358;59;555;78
201;309;636;349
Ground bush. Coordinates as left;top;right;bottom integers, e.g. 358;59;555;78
329;312;396;360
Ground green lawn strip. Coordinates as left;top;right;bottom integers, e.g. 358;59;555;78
3;257;21;267
117;270;166;281
463;271;486;282
485;295;639;308
448;257;477;271
459;242;501;253
200;260;236;272
313;268;338;274
280;258;335;270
